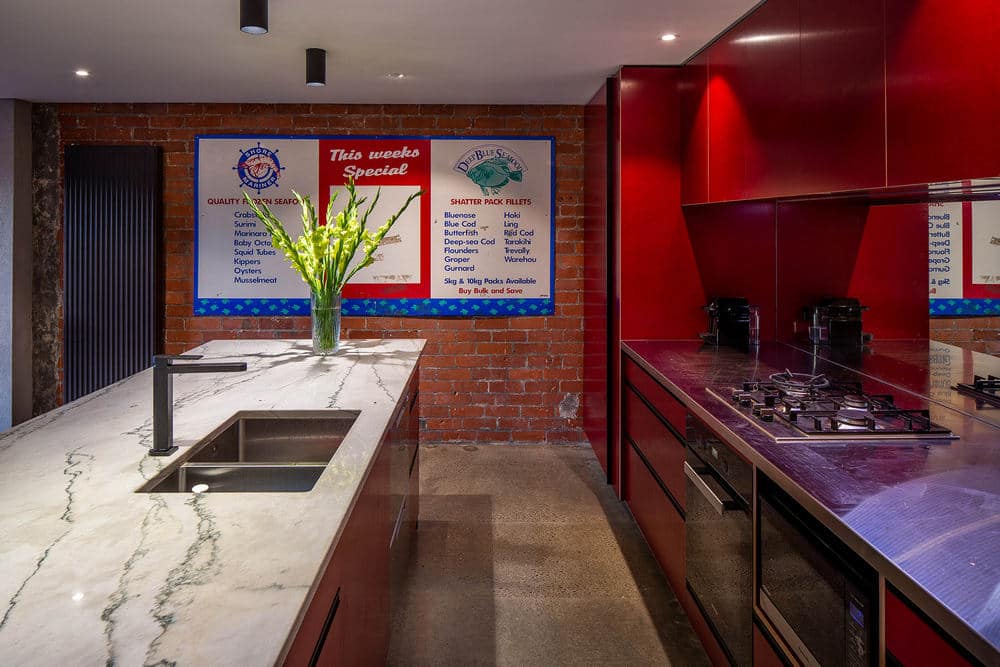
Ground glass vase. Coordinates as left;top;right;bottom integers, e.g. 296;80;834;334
310;291;342;355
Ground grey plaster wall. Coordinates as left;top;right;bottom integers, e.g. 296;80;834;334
0;99;34;429
31;104;61;416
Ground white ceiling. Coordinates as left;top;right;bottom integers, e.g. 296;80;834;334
0;0;757;104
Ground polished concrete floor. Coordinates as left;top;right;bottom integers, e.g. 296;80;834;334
388;444;711;666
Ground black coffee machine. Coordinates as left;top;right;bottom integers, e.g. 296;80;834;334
802;297;872;347
701;297;758;349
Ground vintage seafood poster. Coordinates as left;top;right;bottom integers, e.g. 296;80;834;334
194;135;554;317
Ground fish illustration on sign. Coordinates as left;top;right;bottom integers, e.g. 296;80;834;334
454;144;527;196
465;157;523;195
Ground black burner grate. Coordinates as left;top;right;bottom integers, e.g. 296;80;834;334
953;375;1000;409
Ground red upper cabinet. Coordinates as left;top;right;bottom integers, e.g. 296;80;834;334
885;0;1000;186
739;0;802;200
706;27;750;203
680;51;710;205
797;0;886;193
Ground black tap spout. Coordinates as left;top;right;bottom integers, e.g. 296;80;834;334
150;354;248;456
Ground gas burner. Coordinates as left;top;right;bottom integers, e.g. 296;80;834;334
953;375;1000;409
768;370;830;395
842;394;869;410
835;411;875;429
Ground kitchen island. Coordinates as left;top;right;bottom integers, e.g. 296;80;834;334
623;340;1000;666
0;338;423;666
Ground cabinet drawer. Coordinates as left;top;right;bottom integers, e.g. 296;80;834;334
623;355;688;435
624;385;686;509
624;440;685;597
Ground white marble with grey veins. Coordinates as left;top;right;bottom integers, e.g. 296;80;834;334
0;339;424;666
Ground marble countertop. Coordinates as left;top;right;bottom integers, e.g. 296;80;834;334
0;339;423;666
622;340;1000;665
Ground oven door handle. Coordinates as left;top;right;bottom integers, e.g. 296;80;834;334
684;462;739;515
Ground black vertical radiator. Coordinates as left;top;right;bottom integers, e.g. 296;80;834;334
63;146;163;402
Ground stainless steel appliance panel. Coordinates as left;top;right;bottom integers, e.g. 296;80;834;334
685;418;752;666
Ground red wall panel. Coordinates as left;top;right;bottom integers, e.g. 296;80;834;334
776;201;928;342
583;83;610;474
776;201;868;341
686;202;777;341
885;0;1000;186
619;67;702;340
848;203;929;339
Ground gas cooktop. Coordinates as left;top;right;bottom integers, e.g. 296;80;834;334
709;370;957;443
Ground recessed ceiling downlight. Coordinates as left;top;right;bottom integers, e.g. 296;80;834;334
75;69;90;77
386;73;406;79
660;33;678;42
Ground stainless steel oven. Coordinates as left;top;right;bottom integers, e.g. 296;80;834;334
757;476;877;667
685;417;753;666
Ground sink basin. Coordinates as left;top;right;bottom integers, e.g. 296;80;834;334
138;411;359;493
146;464;328;493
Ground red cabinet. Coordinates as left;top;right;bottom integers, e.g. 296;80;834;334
623;357;688;434
623;435;686;596
283;436;391;666
885;588;973;667
885;0;1000;186
753;621;789;667
739;0;802;200
682;0;999;203
705;30;749;203
796;0;886;194
284;368;420;666
680;51;710;205
624;385;687;509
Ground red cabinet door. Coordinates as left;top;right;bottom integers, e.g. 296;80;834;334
706;28;749;203
739;0;801;200
796;0;886;194
885;588;972;667
885;0;1000;186
680;50;710;205
623;439;685;596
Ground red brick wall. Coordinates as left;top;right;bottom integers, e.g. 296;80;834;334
55;103;586;443
930;317;1000;356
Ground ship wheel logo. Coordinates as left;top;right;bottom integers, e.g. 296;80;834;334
234;142;285;194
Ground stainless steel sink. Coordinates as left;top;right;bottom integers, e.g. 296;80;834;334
138;411;359;494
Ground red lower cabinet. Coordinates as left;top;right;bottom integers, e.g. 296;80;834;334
623;440;685;595
753;621;789;667
283;434;394;666
885;588;972;667
623;440;730;667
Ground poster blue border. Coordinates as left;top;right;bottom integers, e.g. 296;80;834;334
929;298;999;316
193;134;557;317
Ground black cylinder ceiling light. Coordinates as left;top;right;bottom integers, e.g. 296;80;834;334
240;0;268;34
306;48;327;86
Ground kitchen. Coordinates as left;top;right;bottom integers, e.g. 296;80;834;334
1;0;998;665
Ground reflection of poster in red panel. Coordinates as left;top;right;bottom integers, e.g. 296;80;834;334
318;138;431;299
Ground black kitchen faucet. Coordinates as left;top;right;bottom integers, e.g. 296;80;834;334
151;354;247;456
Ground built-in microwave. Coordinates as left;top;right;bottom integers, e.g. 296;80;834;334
757;475;878;667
